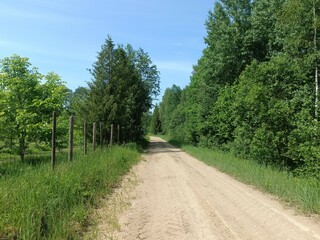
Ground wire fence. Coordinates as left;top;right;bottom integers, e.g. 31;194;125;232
0;111;122;170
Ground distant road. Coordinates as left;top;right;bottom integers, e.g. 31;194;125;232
95;136;320;240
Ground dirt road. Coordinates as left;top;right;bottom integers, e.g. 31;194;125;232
92;136;320;240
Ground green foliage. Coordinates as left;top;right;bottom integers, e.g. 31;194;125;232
246;0;283;60
78;36;160;142
142;111;152;135
0;146;140;239
150;105;162;134
204;0;252;86
278;0;320;58
0;55;68;161
287;109;320;178
68;86;89;117
125;44;160;104
202;85;236;148
159;0;320;177
159;85;182;135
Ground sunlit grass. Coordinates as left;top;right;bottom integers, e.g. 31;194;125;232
0;144;140;239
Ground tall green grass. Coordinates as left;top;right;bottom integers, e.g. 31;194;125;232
0;145;140;239
159;135;320;215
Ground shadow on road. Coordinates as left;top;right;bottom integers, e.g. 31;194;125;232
147;139;183;154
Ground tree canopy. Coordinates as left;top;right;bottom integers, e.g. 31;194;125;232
75;36;160;142
159;0;320;178
0;55;68;161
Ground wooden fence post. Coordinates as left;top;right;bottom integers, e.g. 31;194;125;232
68;115;74;161
51;111;57;170
100;122;103;149
93;122;96;151
84;121;87;155
110;124;114;146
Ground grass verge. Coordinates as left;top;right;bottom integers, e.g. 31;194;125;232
158;135;320;216
0;144;140;239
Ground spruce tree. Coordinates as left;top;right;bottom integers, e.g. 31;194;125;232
86;36;160;142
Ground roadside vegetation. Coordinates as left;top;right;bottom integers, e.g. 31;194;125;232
0;145;140;239
0;35;158;239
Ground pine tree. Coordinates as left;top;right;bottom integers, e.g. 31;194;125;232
86;36;160;142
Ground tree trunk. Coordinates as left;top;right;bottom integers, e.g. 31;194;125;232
19;131;26;162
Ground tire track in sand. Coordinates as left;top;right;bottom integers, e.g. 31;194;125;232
93;136;320;240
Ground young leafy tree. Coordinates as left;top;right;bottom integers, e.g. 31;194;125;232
0;55;42;161
0;55;68;161
33;72;69;145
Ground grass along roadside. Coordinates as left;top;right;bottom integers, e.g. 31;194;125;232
157;135;320;216
0;144;141;239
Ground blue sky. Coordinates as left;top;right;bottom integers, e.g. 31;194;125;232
0;0;214;100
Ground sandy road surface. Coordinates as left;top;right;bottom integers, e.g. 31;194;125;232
93;136;320;240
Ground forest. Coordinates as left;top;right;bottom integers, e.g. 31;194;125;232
153;0;320;178
0;36;159;161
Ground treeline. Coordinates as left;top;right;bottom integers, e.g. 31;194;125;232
0;36;159;161
153;0;320;178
